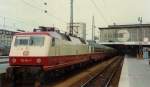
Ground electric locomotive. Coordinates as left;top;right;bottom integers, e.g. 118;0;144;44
7;26;117;84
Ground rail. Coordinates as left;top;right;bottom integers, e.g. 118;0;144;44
81;56;123;87
105;57;124;87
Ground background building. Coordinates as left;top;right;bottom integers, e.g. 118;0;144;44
99;24;150;44
0;29;16;56
99;24;150;58
0;29;16;46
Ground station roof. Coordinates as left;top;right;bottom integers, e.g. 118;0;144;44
99;24;150;30
98;42;150;45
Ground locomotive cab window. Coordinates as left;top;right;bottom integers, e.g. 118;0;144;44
30;36;45;46
14;36;45;46
15;36;29;46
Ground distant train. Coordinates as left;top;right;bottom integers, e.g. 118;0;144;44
0;44;10;56
7;26;117;84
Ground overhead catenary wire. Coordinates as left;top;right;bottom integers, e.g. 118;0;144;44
0;16;30;25
20;0;67;23
89;0;109;25
99;0;114;23
0;15;34;30
100;0;118;24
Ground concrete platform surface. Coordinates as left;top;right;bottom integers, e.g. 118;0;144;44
119;56;150;87
0;57;9;74
0;64;9;74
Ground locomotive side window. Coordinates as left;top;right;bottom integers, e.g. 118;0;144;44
51;38;55;46
30;36;45;46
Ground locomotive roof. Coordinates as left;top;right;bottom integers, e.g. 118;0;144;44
15;32;50;36
15;31;86;44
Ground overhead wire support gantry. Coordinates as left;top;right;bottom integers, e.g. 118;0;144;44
70;0;74;35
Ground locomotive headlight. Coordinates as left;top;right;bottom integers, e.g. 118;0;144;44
36;58;42;63
12;58;16;63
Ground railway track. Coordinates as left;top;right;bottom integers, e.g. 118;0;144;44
81;56;124;87
0;56;124;87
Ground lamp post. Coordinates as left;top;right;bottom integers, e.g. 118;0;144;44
138;17;143;58
92;16;95;52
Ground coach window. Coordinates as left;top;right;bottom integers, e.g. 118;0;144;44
51;38;55;46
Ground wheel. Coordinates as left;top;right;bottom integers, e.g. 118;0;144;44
35;71;49;86
6;67;14;80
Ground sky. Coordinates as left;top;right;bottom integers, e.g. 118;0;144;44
0;0;150;39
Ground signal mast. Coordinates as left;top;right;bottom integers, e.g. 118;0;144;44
70;0;74;35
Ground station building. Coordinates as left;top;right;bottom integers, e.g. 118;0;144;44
0;29;16;46
99;24;150;58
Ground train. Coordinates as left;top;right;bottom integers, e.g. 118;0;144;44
0;44;10;56
7;26;117;85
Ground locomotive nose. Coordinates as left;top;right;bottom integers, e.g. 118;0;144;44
9;57;46;65
23;50;29;56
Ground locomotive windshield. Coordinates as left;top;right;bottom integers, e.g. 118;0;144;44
30;36;45;46
15;36;29;46
14;36;45;46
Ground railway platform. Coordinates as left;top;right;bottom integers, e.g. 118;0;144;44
119;55;150;87
0;56;9;74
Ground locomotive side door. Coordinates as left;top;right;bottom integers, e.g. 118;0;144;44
51;37;60;56
55;38;60;56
